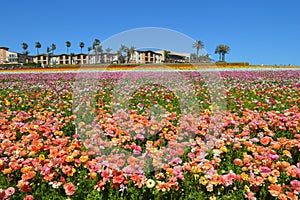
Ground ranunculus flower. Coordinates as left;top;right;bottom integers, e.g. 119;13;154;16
269;154;280;160
260;167;271;174
63;183;76;196
5;187;15;196
290;180;300;193
146;179;155;188
234;158;243;166
24;195;34;200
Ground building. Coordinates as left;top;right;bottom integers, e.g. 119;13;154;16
130;50;163;64
88;53;117;64
129;50;190;64
0;47;18;64
0;46;190;65
31;53;118;65
155;50;190;63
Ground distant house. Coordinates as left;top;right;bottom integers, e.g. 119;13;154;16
0;46;191;65
129;50;190;64
31;53;117;65
155;50;190;63
130;50;163;64
0;47;18;64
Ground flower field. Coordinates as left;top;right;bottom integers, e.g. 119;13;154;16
0;69;300;200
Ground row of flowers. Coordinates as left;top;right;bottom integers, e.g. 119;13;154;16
0;70;299;199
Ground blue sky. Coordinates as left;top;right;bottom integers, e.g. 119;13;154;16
1;0;299;65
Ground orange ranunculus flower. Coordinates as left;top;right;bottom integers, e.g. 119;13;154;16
286;191;298;200
268;184;283;197
260;137;271;146
270;169;280;177
271;142;282;150
278;193;287;200
90;171;97;179
21;166;34;173
2;168;12;174
20;150;27;157
234;158;243;166
233;143;241;150
17;180;31;193
243;155;253;164
23;195;34;200
166;168;174;175
280;161;291;168
113;175;124;184
22;171;36;181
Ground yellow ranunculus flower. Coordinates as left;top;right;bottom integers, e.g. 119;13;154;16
5;100;10;106
241;172;249;181
66;156;74;163
244;185;250;193
199;176;208;185
79;155;89;163
220;147;228;153
191;166;202;174
268;176;277;184
39;154;45;161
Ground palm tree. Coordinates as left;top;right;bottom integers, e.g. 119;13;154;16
92;39;101;63
66;41;71;54
22;42;28;53
79;42;85;53
70;53;75;64
49;44;56;65
21;43;29;63
119;45;127;53
126;46;135;63
51;43;56;55
117;45;127;64
199;53;213;63
97;45;103;63
215;44;230;62
105;48;112;63
192;40;204;59
88;47;92;54
88;47;92;64
163;50;171;63
24;51;30;56
35;42;41;55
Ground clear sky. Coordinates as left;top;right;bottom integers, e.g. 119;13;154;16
0;0;299;65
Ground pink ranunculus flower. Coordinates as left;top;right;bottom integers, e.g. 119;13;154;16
133;145;142;154
63;183;76;196
5;187;15;196
269;154;280;161
135;134;144;141
260;167;271;174
290;180;300;194
24;195;34;200
246;192;257;200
